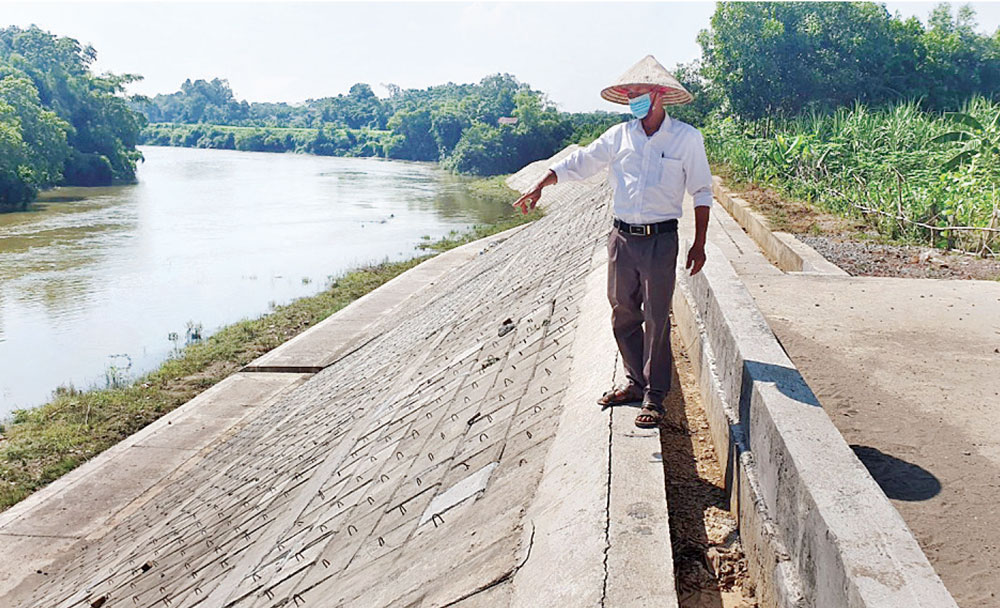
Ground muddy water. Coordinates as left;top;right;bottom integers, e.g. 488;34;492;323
0;146;515;416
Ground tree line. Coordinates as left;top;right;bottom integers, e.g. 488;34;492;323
0;26;145;211
136;75;626;175
5;3;998;214
684;2;1000;123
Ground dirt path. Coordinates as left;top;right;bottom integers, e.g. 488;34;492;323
659;326;756;608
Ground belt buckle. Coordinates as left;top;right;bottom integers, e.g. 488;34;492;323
629;224;649;236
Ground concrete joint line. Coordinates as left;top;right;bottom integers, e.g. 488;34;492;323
601;381;614;608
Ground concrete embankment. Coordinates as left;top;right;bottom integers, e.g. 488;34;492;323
514;150;960;607
0;228;518;601
3;156;680;607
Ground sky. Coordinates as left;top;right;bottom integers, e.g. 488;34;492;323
2;1;1000;114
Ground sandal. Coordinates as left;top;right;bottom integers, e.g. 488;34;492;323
634;403;664;429
597;384;644;408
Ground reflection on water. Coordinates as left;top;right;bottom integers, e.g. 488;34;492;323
0;146;514;417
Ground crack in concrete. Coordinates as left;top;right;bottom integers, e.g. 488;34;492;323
600;352;619;608
439;521;536;607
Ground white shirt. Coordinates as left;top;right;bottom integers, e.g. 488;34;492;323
549;116;713;224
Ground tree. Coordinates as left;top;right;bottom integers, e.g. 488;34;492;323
385;108;437;160
698;2;1000;120
0;25;145;194
0;75;70;186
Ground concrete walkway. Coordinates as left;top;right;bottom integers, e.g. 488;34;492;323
698;185;1000;607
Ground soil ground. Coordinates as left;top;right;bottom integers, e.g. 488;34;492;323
660;325;757;608
749;276;1000;607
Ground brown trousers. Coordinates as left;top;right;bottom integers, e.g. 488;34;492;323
606;227;679;407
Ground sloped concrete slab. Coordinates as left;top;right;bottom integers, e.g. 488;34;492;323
14;167;621;608
419;462;498;525
0;371;310;603
244;227;527;373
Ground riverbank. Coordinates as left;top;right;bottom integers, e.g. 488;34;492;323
0;176;540;512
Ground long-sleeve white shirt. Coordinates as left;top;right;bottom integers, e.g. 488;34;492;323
549;116;713;224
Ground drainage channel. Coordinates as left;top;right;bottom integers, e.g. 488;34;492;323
660;321;757;608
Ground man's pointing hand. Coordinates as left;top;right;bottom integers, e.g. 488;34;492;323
513;170;558;215
513;187;541;215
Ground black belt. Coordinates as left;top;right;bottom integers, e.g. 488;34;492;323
613;218;678;236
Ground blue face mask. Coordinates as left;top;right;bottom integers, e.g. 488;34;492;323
629;93;652;119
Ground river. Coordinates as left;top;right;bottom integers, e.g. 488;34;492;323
0;145;515;418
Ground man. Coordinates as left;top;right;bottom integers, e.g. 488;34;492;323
513;55;712;429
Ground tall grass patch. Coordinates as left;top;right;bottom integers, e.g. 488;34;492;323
703;98;1000;254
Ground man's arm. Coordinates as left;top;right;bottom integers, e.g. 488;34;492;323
684;131;713;275
513;125;619;214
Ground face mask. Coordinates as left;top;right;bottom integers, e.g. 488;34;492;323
629;93;651;119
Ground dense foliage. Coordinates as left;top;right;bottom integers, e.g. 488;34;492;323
137;74;626;175
691;2;1000;253
697;2;1000;119
0;26;146;210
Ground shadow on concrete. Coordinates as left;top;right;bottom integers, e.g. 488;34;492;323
850;445;942;502
742;359;821;407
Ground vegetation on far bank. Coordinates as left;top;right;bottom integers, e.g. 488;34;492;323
136;77;625;175
1;26;145;211
8;2;1000;254
0;175;535;512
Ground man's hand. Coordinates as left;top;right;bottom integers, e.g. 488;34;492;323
513;169;557;215
686;243;706;276
513;187;542;215
687;205;710;275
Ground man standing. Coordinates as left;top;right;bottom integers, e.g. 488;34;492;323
513;55;712;429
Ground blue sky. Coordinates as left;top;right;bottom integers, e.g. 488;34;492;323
3;1;999;113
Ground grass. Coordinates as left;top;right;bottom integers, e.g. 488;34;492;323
702;97;1000;255
0;174;534;512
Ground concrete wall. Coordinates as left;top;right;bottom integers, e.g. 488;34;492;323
672;240;957;608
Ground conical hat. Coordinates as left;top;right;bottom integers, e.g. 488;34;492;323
601;55;693;106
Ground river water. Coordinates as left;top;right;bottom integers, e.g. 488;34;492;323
0;146;515;418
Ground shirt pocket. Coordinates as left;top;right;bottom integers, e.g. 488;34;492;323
654;155;685;200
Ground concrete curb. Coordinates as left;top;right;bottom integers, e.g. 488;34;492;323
672;239;958;608
711;177;848;276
